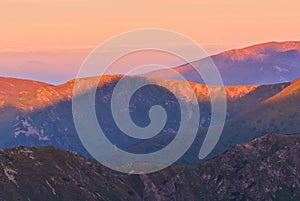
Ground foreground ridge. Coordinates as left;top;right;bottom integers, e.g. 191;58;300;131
0;133;299;201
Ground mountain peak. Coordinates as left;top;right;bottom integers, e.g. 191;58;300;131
218;41;300;61
143;41;300;85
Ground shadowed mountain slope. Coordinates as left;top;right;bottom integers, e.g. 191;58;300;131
0;75;289;159
0;133;299;201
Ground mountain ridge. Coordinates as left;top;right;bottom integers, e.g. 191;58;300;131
0;76;51;107
144;41;300;85
0;75;294;161
0;132;299;201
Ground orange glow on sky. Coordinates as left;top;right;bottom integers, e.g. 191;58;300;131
0;0;300;83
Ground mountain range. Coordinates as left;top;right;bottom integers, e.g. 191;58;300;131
0;74;298;164
124;77;300;164
145;41;300;85
1;41;300;200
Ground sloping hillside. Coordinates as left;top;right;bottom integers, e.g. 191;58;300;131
0;133;299;201
0;77;50;106
145;41;300;85
0;75;288;157
216;77;300;156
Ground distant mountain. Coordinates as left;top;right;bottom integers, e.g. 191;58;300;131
0;133;299;200
144;41;300;85
0;76;289;158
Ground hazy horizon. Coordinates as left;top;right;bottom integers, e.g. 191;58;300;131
1;40;300;85
1;0;300;84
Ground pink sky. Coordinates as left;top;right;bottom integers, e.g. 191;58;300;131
1;0;300;84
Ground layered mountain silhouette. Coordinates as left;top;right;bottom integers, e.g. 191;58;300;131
0;74;298;165
144;41;300;85
0;133;299;200
1;40;300;200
